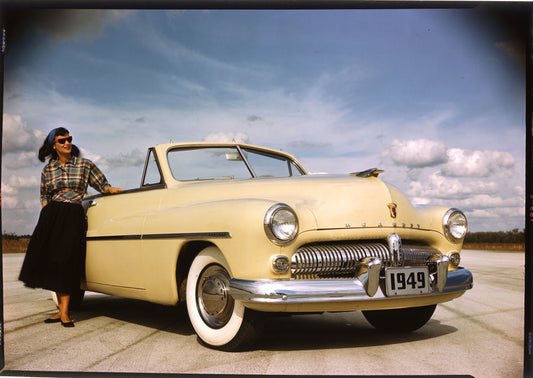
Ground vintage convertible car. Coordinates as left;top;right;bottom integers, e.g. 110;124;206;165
80;141;473;351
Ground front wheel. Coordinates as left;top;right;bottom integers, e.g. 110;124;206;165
186;247;263;351
362;304;437;332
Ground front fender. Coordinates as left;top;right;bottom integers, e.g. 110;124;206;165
142;197;316;280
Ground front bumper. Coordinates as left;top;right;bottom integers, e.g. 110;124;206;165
229;267;473;305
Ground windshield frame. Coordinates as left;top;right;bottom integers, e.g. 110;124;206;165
166;145;306;182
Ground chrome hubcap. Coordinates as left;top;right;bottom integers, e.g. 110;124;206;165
197;264;234;329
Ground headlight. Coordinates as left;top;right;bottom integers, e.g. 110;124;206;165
443;209;468;242
264;203;298;244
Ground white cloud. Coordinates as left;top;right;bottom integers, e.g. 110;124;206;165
1;176;40;210
382;139;448;168
78;147;102;163
1;193;19;209
441;148;515;178
2;113;44;153
448;193;524;211
514;185;525;197
4;151;38;169
380;139;517;182
469;206;524;219
5;175;40;189
408;171;500;200
1;182;15;196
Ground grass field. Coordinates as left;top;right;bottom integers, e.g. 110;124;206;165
463;243;524;251
2;238;30;253
1;237;525;253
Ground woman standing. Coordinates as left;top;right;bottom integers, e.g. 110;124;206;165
19;127;123;327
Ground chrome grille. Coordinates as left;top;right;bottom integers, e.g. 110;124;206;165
402;244;440;265
291;240;441;279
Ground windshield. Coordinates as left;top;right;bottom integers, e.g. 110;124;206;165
167;146;304;181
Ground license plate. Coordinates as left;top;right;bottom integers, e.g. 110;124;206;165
385;267;430;296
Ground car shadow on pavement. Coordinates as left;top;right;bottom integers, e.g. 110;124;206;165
255;312;458;351
69;293;195;336
70;293;456;352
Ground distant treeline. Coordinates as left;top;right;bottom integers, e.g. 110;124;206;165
2;232;31;240
464;229;525;244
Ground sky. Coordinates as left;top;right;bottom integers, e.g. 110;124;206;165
1;7;527;235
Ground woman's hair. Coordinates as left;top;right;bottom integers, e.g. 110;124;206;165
38;127;80;162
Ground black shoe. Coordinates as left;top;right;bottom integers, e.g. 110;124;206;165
61;321;74;328
44;318;61;324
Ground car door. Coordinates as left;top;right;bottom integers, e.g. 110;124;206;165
84;148;165;298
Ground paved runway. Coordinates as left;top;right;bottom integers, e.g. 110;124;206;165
1;249;525;377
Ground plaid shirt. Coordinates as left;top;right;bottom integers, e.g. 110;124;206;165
40;156;111;205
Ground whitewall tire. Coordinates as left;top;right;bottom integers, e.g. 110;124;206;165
186;246;263;351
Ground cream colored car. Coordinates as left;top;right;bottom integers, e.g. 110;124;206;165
81;142;473;351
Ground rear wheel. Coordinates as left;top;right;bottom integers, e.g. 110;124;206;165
362;304;437;332
186;247;263;351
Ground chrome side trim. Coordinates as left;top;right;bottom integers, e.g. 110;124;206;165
86;232;231;241
229;268;473;304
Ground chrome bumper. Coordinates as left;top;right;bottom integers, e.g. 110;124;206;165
229;267;473;304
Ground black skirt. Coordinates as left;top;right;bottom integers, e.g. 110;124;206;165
19;201;87;294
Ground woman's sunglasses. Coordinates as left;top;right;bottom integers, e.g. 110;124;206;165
55;136;72;144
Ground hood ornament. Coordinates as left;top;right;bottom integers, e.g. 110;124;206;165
351;168;384;178
387;203;397;218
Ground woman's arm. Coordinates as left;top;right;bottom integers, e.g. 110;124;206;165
104;186;124;194
86;159;124;195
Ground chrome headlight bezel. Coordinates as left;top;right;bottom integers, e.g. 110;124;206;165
448;251;461;267
443;208;468;243
264;203;299;245
272;255;290;273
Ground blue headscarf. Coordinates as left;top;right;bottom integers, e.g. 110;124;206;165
47;128;59;145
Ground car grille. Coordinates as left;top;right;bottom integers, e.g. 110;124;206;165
291;241;441;279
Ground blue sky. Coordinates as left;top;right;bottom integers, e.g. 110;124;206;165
2;8;526;234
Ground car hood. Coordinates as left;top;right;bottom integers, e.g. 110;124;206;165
176;174;417;230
